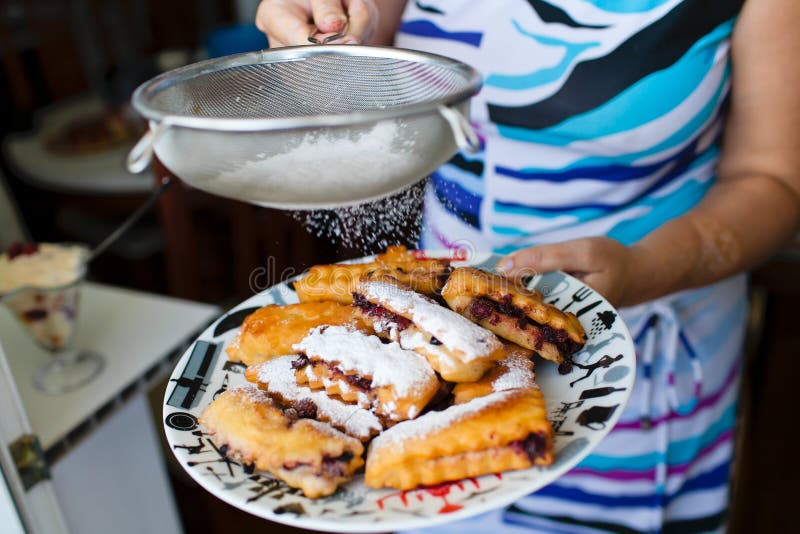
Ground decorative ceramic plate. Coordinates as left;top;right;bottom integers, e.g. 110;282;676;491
163;251;636;532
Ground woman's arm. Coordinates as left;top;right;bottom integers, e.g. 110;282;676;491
498;0;800;307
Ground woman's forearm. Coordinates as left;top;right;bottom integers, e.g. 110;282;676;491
625;173;800;305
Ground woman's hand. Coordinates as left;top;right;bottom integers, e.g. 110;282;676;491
256;0;377;47
496;237;642;308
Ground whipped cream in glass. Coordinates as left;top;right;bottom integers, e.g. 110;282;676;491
0;243;86;293
0;243;88;351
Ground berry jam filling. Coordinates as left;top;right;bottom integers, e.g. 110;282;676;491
329;365;372;392
282;460;312;471
470;296;583;355
469;298;493;320
538;323;584;356
5;242;39;260
494;294;526;319
284;398;318;421
352;293;412;331
343;373;372;391
321;451;355;477
291;354;310;370
509;432;548;462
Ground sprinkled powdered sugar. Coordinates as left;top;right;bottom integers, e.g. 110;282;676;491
293;326;435;397
215;121;417;208
302;363;373;406
254;356;382;440
359;280;502;362
226;387;358;442
492;353;537;392
226;385;270;403
398;328;448;358
290;181;425;254
370;390;516;451
397;327;465;372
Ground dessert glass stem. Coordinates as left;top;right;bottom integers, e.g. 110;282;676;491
32;348;104;395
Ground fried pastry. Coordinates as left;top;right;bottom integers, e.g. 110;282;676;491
245;357;383;441
375;244;419;263
452;343;537;404
226;301;368;366
365;389;554;490
294;247;451;304
441;267;586;365
199;387;364;498
353;275;504;382
292;325;440;422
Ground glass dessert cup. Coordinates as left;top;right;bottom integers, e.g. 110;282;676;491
0;264;104;395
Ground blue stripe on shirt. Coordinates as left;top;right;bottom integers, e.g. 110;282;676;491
534;459;730;508
575;403;735;472
399;19;483;47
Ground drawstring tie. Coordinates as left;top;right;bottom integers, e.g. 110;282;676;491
632;303;704;504
633;302;704;430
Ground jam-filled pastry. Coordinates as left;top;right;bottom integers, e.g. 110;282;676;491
375;244;419;263
353;274;505;382
226;302;369;366
245;356;383;442
199;387;364;498
452;343;536;405
441;267;586;365
365;389;554;490
294;251;451;304
292;325;440;422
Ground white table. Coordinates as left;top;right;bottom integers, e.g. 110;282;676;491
0;282;219;534
0;282;218;451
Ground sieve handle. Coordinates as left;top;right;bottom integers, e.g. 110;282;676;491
127;123;167;174
438;105;481;154
308;21;349;44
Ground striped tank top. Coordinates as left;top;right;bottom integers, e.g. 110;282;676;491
396;1;747;532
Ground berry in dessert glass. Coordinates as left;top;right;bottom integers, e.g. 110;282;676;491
0;242;104;394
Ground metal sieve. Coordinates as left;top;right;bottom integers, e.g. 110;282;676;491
127;45;482;209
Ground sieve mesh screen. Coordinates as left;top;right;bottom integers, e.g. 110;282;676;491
144;54;470;120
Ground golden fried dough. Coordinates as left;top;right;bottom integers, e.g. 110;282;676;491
442;267;586;365
365;389;554;490
226;301;369;365
199;387;364;498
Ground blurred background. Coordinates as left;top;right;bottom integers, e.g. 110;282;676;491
0;2;415;533
0;1;798;533
0;0;387;308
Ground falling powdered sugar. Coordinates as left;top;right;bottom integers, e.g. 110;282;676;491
290;180;425;254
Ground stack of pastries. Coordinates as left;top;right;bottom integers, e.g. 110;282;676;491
200;246;587;497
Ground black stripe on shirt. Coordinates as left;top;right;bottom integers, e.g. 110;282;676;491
489;0;743;130
526;0;609;29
